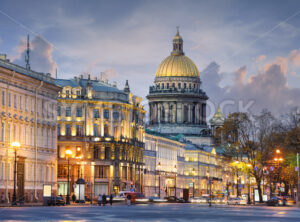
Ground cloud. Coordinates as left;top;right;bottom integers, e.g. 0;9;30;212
264;56;288;76
13;36;57;75
289;48;300;66
201;56;300;116
255;54;266;63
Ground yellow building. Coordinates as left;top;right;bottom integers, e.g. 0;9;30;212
56;76;145;199
0;55;60;203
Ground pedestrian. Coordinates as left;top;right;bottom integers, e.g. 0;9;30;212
109;194;113;206
72;193;76;203
102;193;106;206
1;192;4;203
127;194;131;206
98;194;102;206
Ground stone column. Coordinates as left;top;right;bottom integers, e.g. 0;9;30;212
203;104;206;125
188;104;191;124
157;103;161;123
174;102;177;123
199;103;203;125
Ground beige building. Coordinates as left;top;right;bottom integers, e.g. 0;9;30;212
56;76;145;199
0;55;60;203
144;130;185;198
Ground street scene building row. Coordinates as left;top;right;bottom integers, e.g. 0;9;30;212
0;31;252;203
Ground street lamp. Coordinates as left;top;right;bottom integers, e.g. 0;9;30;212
12;141;20;206
157;162;161;198
65;149;72;205
207;170;211;207
173;165;177;198
247;164;252;204
274;155;284;197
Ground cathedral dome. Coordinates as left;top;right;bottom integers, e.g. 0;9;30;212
155;29;200;78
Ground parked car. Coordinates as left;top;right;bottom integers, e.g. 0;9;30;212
47;196;65;206
286;197;296;206
149;196;168;203
164;196;186;203
227;197;247;205
266;196;283;206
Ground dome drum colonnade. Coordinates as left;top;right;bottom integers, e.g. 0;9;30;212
147;29;208;135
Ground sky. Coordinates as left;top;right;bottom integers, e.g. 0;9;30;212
1;0;300;119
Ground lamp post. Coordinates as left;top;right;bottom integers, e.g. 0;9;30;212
65;149;72;205
247;164;252;204
274;148;283;197
12;142;20;206
206;170;211;207
173;165;177;198
157;162;161;198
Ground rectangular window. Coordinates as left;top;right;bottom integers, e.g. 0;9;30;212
57;106;61;116
0;122;4;142
94;124;99;136
76;107;82;117
66;124;71;136
76;125;82;136
58;165;68;178
14;94;17;108
104;110;109;119
8;93;11;107
113;111;119;120
20;95;22;110
57;124;61;136
94;166;109;178
7;124;11;142
76;90;80;96
93;109;100;118
66;107;71;117
25;96;28;111
1;91;5;106
31;98;34;113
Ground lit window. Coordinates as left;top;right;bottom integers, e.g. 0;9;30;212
93;109;100;118
76;107;82;117
104;110;109;119
66;107;71;117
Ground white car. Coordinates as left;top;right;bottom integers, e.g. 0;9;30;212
227;197;247;205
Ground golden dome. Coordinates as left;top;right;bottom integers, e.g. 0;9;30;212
155;55;200;77
155;28;200;78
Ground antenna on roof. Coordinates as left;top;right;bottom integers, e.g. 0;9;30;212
55;68;58;79
25;34;30;70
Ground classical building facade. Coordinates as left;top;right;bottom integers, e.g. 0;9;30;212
56;76;145;199
147;29;209;138
0;55;60;203
144;130;185;198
